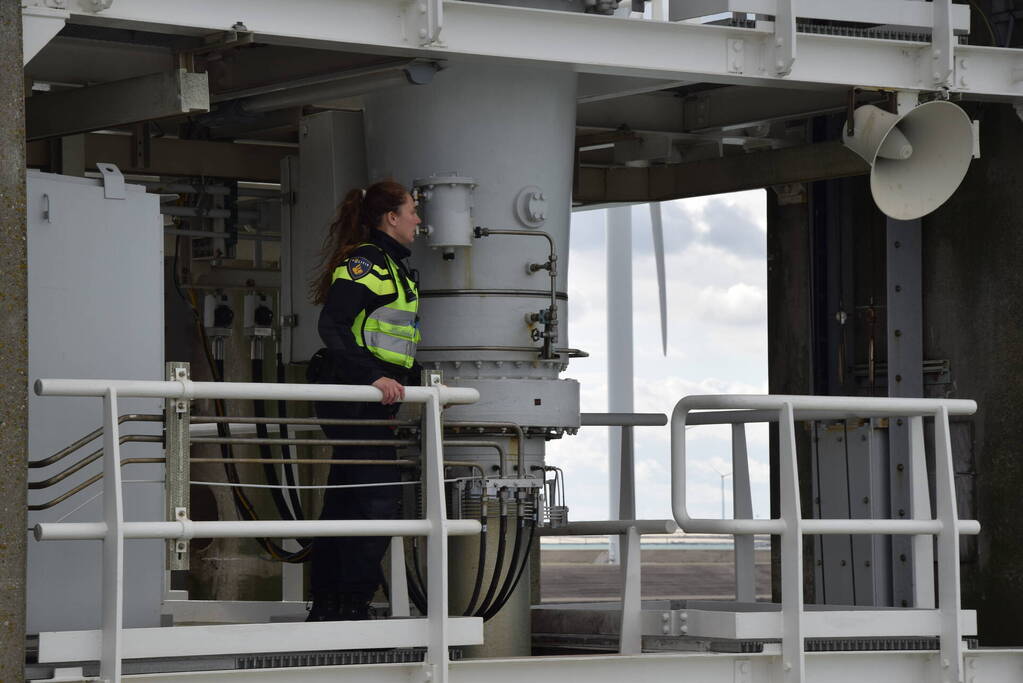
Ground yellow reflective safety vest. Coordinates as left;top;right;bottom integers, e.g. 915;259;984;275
331;243;420;369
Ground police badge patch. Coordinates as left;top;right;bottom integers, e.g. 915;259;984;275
347;256;373;280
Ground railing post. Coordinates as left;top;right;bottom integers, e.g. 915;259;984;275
934;406;963;683
619;524;642;654
422;373;449;682
389;536;411;617
101;389;125;683
731;424;755;602
617;424;636;569
778;402;804;683
909;416;935;608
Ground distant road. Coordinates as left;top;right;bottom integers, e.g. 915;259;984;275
540;548;771;602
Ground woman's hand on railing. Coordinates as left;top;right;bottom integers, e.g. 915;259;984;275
372;377;405;405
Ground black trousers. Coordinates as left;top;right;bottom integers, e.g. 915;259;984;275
310;398;401;602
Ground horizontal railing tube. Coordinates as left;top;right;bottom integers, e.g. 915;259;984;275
191;415;417;428
191;437;417;447
580;413;668;427
35;518;482;542
537;519;678;536
34;379;479;405
801;519;981;535
672;395;979;533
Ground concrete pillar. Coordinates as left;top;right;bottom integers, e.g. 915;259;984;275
765;188;814;603
920;102;1023;645
0;1;27;679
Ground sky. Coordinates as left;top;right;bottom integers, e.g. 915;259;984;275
546;190;770;524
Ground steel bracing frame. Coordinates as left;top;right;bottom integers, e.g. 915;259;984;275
56;0;1023;101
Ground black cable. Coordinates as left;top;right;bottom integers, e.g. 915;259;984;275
481;508;526;621
197;317;310;563
461;500;489;616
275;352;304;518
251;357;304;525
406;536;429;614
490;519;536;618
473;501;509;618
412;536;428;600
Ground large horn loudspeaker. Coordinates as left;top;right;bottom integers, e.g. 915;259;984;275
842;101;974;220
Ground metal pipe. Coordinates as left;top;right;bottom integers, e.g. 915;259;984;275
165;228;280;242
417;345;585;359
28;457;165;512
29;414;162;469
189;457;487;481
161;206;260;222
34;379;481;406
580;412;667;427
473;227;559;358
419;289;567;299
34;518;482;542
139;181;280;199
192;415;417;428
211;58;413;103
238;62;438;114
538;519;679;536
447;422;525;477
28;435;163;490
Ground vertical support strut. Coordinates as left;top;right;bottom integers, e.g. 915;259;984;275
934;406;964;683
887;217;923;607
619;525;642;654
606;205;634;565
732;424;756;602
779;402;805;683
909;416;935;609
422;371;450;682
931;0;955;88
165;362;191;571
774;0;797;76
101;389;125;683
390;536;411;617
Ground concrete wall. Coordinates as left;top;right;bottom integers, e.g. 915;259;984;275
0;0;26;677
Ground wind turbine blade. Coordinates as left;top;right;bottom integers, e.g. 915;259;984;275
650;202;668;356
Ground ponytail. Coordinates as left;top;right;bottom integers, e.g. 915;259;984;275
309;179;408;305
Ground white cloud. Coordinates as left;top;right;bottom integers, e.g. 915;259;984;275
548;191;771;522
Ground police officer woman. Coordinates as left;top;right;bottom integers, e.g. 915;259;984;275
307;180;421;621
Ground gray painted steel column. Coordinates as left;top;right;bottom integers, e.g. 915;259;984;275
606;206;634;565
0;2;27;679
886;218;923;607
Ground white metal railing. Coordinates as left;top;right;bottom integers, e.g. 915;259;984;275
32;377;482;683
541;412;673;654
672;394;980;683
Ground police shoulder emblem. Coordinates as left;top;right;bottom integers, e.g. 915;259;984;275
348;255;373;280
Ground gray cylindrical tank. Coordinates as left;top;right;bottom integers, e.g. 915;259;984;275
364;62;577;374
365;62;578;656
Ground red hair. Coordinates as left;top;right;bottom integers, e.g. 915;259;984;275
309;179;408;305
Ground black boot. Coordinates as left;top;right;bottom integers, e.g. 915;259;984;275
338;595;372;621
306;592;341;622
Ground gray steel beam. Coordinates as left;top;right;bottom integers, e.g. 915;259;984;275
886;218;924;608
26;69;209;141
0;0;27;679
27;133;292;182
575;142;868;204
68;0;1023;99
577;87;885;136
576;74;693;104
